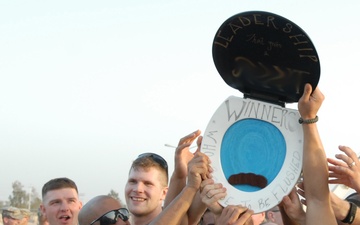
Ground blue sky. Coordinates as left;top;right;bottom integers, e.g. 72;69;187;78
1;0;360;204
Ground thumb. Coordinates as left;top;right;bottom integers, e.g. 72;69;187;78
197;136;203;147
303;83;313;98
194;146;201;154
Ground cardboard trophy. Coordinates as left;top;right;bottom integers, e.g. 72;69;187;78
200;11;320;213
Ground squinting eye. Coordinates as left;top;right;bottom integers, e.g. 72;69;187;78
144;181;153;185
50;201;59;205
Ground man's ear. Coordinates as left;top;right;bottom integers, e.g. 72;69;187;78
267;211;275;221
161;187;169;201
261;212;266;220
40;204;46;216
79;200;83;209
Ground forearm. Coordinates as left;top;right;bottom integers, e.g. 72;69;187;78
338;207;360;225
302;123;329;201
334;198;360;225
164;174;187;207
302;123;336;225
331;193;350;222
151;186;198;225
186;191;207;225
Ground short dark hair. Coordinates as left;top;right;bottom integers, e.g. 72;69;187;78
42;177;78;198
130;154;168;186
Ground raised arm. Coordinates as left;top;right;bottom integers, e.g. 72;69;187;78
164;130;201;208
151;151;211;225
298;83;336;225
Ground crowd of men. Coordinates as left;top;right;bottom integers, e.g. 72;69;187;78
2;84;360;225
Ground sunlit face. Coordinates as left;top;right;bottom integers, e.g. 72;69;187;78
125;167;168;218
40;188;82;225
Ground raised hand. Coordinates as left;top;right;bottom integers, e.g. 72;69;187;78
328;145;360;192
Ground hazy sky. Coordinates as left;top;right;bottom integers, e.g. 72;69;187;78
1;0;359;204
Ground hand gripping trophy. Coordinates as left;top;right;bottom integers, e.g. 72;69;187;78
200;11;320;213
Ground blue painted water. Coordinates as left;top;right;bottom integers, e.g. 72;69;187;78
220;119;286;192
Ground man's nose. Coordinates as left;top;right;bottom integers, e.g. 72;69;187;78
133;182;145;192
60;202;70;211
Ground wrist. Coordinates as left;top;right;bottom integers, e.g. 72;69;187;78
295;211;306;224
299;115;318;124
338;200;350;221
341;201;357;224
184;184;199;193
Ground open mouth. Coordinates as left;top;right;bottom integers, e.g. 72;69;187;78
59;215;71;221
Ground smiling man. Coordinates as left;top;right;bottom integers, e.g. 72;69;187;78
40;177;82;225
125;153;169;225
